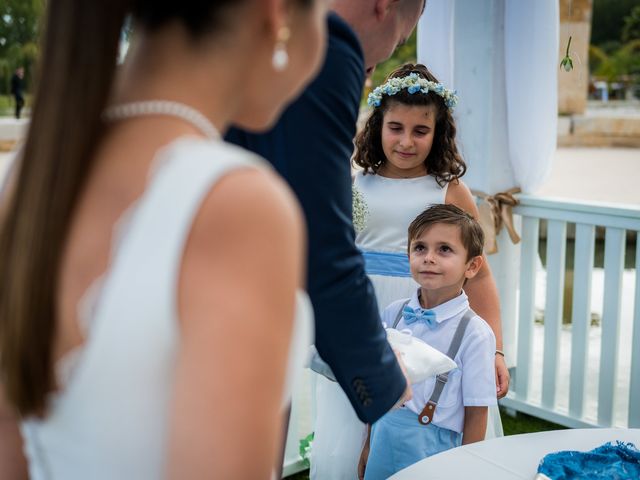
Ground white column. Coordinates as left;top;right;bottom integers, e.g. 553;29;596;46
504;0;558;193
418;0;519;365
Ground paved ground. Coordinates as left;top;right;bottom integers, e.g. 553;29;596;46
0;118;28;141
537;147;640;205
0;151;13;181
2;146;639;205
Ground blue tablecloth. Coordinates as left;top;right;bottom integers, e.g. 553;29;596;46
537;441;640;479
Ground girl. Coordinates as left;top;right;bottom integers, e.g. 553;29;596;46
312;64;507;479
353;64;507;410
0;0;327;478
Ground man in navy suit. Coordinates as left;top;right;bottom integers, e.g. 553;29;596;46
227;0;425;423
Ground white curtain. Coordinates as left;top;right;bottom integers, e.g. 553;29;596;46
417;0;455;89
417;0;559;194
504;0;559;193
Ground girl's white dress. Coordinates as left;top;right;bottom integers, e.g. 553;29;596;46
19;138;313;480
353;172;448;311
311;171;502;480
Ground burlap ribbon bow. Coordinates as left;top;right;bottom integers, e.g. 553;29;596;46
472;188;521;254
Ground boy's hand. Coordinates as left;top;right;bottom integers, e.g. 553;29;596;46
462;406;488;445
358;424;372;480
357;442;369;480
495;354;510;398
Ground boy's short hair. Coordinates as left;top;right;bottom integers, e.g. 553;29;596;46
407;204;485;260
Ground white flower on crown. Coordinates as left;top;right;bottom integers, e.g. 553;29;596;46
367;73;458;109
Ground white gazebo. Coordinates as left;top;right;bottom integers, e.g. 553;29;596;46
416;0;640;433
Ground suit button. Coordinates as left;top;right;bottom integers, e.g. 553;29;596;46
363;398;372;407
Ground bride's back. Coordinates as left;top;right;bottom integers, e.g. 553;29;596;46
24;138;273;479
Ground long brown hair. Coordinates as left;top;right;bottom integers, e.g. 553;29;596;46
0;0;255;416
0;0;126;414
0;0;129;416
353;63;466;186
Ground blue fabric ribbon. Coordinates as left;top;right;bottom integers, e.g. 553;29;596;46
402;305;437;327
361;250;411;277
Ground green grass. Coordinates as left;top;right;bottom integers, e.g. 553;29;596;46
0;94;32;117
500;408;566;436
283;408;566;480
0;94;16;116
284;472;310;480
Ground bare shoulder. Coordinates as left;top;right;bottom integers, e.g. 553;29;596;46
445;179;480;218
167;164;304;478
177;163;305;327
195;165;303;246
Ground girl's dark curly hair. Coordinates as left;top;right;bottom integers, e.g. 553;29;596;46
353;63;466;186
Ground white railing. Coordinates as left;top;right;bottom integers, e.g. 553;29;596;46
501;194;640;429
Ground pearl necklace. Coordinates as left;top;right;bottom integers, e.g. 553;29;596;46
103;100;220;140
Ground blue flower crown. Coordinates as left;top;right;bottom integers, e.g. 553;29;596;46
367;73;458;109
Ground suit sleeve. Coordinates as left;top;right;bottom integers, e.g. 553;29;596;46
226;21;406;423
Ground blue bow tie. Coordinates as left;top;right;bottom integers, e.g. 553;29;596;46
402;305;437;327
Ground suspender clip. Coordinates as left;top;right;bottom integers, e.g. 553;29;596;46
418;400;437;425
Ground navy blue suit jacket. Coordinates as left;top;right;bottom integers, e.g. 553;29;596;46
226;13;405;423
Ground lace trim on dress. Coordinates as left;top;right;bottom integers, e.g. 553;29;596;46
53;138;192;389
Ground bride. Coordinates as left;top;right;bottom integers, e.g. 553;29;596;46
0;0;328;478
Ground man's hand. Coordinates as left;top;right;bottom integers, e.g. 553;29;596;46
495;354;510;399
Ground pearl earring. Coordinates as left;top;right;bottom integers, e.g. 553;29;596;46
272;26;291;72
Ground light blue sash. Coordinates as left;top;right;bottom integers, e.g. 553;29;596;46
361;250;411;277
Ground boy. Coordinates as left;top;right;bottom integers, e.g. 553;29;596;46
359;204;497;480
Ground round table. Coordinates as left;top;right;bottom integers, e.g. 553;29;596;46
389;428;640;479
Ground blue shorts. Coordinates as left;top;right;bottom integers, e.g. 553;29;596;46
364;407;462;480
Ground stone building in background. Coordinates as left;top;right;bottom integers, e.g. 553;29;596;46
558;0;593;115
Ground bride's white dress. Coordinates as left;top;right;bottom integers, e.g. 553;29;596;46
19;138;313;479
311;171;501;479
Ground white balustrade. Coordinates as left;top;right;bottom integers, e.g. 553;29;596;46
542;220;567;409
630;239;640;427
515;217;539;400
503;195;640;429
568;224;595;419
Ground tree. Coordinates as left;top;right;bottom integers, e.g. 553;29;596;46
371;30;418;88
591;0;640;47
0;0;44;94
589;0;640;92
0;0;43;55
622;5;640;43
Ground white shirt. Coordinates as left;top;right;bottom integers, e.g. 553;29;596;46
381;290;496;433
